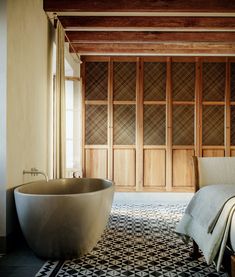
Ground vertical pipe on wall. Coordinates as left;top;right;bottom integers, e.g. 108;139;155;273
225;58;231;157
136;57;144;191
166;57;172;191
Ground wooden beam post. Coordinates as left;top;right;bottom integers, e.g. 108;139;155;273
225;58;231;157
136;57;144;191
166;57;173;191
195;57;203;157
108;58;114;179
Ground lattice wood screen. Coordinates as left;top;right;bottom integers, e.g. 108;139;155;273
202;105;224;145
83;58;233;192
113;62;136;100
85;105;107;145
172;63;195;101
85;62;108;100
144;105;165;145
114;105;136;145
231;106;235;145
143;62;166;101
231;63;235;101
202;63;225;101
173;105;194;145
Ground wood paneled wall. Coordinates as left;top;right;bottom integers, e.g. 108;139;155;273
81;56;235;192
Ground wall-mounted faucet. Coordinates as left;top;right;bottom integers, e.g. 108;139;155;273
23;168;49;182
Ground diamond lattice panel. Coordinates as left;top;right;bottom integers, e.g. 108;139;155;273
202;105;224;145
85;105;107;145
144;105;166;145
172;63;195;101
173;105;194;145
113;62;136;101
114;105;135;145
231;106;235;145
144;62;166;101
202;63;225;101
231;63;235;101
85;62;108;100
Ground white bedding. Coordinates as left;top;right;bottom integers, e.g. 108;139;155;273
185;184;235;233
176;184;235;271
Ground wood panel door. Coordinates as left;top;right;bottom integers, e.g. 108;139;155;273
83;60;109;178
202;61;226;158
82;56;234;192
113;60;137;189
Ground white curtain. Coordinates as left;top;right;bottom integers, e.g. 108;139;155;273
54;22;66;178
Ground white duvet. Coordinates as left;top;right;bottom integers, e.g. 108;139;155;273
176;184;235;271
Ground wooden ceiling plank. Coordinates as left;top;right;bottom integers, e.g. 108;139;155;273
44;0;235;13
66;31;235;43
69;42;235;55
59;16;235;31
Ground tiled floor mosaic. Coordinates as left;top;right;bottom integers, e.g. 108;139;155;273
36;204;228;277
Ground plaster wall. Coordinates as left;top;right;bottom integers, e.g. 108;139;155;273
4;0;53;237
0;0;7;238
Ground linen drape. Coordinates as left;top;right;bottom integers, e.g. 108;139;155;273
54;22;66;178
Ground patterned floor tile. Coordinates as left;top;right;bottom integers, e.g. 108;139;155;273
35;261;60;277
36;204;229;277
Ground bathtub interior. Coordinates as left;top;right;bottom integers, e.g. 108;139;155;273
15;178;113;195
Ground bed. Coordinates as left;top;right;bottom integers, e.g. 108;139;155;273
176;157;235;275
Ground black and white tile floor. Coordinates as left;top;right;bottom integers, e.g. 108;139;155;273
36;203;228;277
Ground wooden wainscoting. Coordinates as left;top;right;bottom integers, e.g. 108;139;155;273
172;149;195;190
81;56;235;192
143;149;166;189
85;148;108;178
114;149;136;189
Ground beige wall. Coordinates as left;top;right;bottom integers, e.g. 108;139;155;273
7;0;53;188
1;0;54;237
0;0;7;238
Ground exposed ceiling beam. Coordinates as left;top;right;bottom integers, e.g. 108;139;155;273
60;16;235;32
44;0;235;13
69;42;235;55
66;31;235;43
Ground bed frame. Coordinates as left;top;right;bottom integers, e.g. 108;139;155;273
192;156;235;276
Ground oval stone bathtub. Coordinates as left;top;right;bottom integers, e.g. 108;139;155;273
14;178;114;259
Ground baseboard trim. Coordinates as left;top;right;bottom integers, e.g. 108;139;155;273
0;236;7;253
0;230;25;254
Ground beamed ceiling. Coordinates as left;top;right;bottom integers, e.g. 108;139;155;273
43;0;235;56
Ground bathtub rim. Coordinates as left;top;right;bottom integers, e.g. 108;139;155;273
14;178;115;197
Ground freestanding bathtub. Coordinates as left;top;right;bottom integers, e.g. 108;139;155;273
14;178;114;259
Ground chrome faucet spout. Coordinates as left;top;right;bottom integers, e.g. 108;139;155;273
23;168;49;182
36;171;49;182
